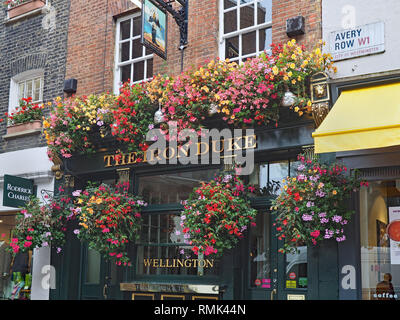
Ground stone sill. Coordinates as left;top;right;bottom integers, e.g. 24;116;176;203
2;128;42;140
4;4;50;24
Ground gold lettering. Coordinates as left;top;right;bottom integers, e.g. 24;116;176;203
198;259;206;268
153;259;159;268
227;137;242;152
143;259;152;267
192;259;198;268
205;259;214;268
211;139;224;153
177;259;184;267
177;144;190;158
104;155;115;167
163;146;176;160
197;141;209;156
184;260;192;267
166;259;173;268
244;135;257;149
127;152;136;164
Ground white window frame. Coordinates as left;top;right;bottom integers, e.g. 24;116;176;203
219;0;272;63
8;69;44;113
114;12;154;95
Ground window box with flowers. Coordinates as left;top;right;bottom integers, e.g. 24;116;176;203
1;97;45;139
4;0;46;20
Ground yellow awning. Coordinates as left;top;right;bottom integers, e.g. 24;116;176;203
312;82;400;154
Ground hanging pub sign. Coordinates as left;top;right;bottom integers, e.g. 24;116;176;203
3;174;34;208
141;0;168;60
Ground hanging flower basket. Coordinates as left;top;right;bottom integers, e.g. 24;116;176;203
180;174;257;258
72;182;147;266
271;154;367;254
6;0;45;19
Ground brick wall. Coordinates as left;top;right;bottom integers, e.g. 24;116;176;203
65;0;321;97
0;0;71;153
65;0;219;96
272;0;322;50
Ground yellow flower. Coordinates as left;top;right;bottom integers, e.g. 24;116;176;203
294;107;299;112
292;79;296;84
288;71;293;77
283;75;289;81
78;198;83;204
290;63;296;69
272;66;279;75
43;120;50;128
332;190;337;195
87;208;94;215
95;198;102;204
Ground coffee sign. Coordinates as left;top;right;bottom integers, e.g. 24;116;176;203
3;175;34;208
329;22;385;61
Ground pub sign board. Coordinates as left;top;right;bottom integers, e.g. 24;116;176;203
329;21;385;61
3;175;34;208
141;0;168;60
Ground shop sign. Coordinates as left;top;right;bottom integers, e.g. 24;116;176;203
143;258;215;269
286;280;296;289
141;0;168;60
104;134;257;168
2;175;34;208
388;207;400;264
329;21;385;61
289;272;296;280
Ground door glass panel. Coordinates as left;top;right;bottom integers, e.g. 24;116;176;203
86;249;101;284
250;212;272;288
285;246;308;289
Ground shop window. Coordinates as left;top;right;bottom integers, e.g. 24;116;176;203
136;168;220;277
138;169;219;205
220;0;272;63
360;180;400;300
249;159;300;195
114;13;154;94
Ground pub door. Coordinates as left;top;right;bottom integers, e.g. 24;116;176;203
79;245;123;300
246;209;308;300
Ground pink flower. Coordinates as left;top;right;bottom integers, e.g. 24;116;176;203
310;230;320;238
102;228;110;233
23;241;32;248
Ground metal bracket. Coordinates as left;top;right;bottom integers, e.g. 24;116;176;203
152;0;188;48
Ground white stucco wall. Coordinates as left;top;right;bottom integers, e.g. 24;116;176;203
322;0;400;79
0;146;54;300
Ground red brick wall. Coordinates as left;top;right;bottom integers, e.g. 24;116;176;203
153;0;219;76
65;0;321;96
272;0;322;50
65;0;138;96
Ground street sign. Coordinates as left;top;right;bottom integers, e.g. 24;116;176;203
329;21;385;61
3;175;34;208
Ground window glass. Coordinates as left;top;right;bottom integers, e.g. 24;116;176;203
220;0;272;63
17;77;43;104
240;4;254;29
115;14;153;91
360;180;400;300
136;212;219;276
138;169;219;205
